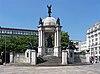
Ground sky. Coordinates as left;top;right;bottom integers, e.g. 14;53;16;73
0;0;100;41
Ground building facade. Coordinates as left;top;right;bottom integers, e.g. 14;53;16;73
81;41;87;51
71;40;82;52
87;22;100;62
0;27;38;37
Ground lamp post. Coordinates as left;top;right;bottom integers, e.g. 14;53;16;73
4;35;6;65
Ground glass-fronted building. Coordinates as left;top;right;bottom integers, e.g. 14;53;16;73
0;27;38;37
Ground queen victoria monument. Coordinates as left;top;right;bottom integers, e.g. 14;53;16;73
38;5;62;57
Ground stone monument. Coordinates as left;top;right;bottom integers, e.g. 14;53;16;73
38;5;62;57
67;40;74;63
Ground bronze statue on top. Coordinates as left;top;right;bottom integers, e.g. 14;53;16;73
47;5;52;17
56;18;60;25
39;17;43;25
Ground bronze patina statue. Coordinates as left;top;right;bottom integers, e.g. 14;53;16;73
47;5;52;17
39;17;43;25
47;35;52;48
56;18;60;25
27;42;33;49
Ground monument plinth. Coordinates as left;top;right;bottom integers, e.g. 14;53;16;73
38;5;62;57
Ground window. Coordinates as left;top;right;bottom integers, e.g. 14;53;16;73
95;34;97;37
95;47;97;50
92;43;94;46
95;26;97;29
13;30;18;34
96;38;98;41
2;30;5;33
95;42;98;45
91;35;94;38
92;39;94;42
95;51;97;54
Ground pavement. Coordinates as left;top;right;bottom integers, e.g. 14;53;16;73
0;63;100;74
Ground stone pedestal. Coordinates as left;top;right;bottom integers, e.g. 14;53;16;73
54;47;61;57
31;50;37;65
62;50;68;65
38;47;45;56
86;53;90;63
25;49;31;63
67;49;74;64
38;47;43;56
25;49;37;65
70;51;74;63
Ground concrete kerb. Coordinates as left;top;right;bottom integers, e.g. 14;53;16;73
4;62;92;67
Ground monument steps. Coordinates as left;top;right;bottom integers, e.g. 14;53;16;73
37;56;62;66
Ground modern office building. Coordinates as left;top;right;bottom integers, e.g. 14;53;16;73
0;27;38;37
87;22;100;61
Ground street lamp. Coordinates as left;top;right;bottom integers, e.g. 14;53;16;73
4;35;6;65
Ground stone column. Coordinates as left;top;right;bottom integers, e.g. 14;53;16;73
97;47;99;62
57;30;59;47
62;50;68;65
38;31;41;47
31;50;37;65
54;30;59;57
54;27;61;57
42;32;46;55
40;31;43;47
54;31;57;47
38;30;44;56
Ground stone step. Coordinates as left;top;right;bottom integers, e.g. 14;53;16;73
37;56;61;66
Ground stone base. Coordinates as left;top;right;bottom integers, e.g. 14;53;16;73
38;47;45;56
54;47;61;57
46;48;54;55
25;49;37;65
86;53;90;63
62;50;68;65
31;50;37;65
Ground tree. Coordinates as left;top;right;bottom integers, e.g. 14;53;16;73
0;38;5;53
50;31;69;48
0;35;38;53
61;31;69;48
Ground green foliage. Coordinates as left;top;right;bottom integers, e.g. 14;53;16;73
61;31;69;47
0;35;38;53
50;31;69;48
0;31;69;53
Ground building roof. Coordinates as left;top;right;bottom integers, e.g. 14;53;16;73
0;27;38;32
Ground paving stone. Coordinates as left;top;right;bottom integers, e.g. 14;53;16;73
0;63;100;74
